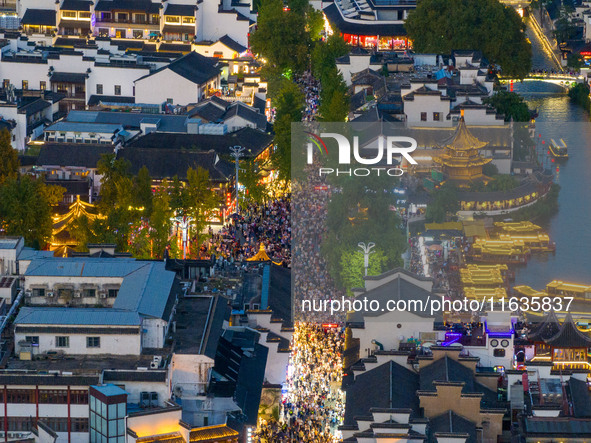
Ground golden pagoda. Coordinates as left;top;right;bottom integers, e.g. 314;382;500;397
433;115;492;182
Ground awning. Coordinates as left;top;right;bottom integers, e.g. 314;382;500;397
162;24;195;34
50;72;87;83
59;20;91;30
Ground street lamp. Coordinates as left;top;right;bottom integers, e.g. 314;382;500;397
229;145;245;214
357;242;376;276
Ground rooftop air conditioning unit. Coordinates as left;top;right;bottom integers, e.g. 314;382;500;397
99;293;107;299
74;292;81;298
46;292;54;297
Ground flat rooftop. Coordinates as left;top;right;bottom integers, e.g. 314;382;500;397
4;353;156;374
172;295;228;357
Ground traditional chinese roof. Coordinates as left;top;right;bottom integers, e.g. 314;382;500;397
528;310;561;342
546;313;591;348
439;117;488;151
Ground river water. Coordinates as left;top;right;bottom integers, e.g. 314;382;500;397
504;18;591;289
509;83;591;289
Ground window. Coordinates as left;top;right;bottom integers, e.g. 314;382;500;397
433;112;441;121
114;85;121;96
83;288;96;298
493;349;506;357
22;80;28;90
133;30;143;39
115;29;126;38
79;11;91;19
55;336;69;348
98;27;109;36
32;288;45;297
25;336;39;345
62;10;76;18
100;12;111;21
87;337;101;348
182;16;195;24
134;13;146;24
116;13;128;22
3;79;9;88
420;112;427;121
108;289;119;298
40;80;46;90
96;84;103;94
165;16;180;23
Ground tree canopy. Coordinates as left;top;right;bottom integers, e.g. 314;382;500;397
405;0;532;79
483;91;531;122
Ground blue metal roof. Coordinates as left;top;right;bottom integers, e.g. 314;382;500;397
91;384;128;397
17;248;54;260
24;257;178;321
15;307;141;325
114;261;176;319
44;121;122;134
25;257;144;277
64;110;188;133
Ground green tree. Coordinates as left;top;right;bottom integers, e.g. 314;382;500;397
567;53;584;71
322;174;406;290
405;0;532;79
319;88;350;122
183;167;220;250
149;186;173;258
340;249;390;295
240;158;271;204
425;185;460;222
568;82;591;111
483;91;531;122
553;5;578;44
0;129;18;181
132;165;153;214
0;175;53;247
272;80;304;182
250;0;309;74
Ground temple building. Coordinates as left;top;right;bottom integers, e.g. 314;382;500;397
528;312;591;371
433;115;492;183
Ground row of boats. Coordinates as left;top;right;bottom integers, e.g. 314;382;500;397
468;221;555;265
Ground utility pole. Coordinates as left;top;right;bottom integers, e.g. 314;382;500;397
358;242;376;276
229;145;245;214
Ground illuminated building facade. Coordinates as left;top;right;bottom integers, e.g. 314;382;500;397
433;116;492;182
529;312;591;371
322;0;414;51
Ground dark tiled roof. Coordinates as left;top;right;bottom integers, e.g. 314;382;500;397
428;411;476;442
45;179;89;196
528;310;561;342
223;102;267;130
103;370;167;382
419;356;501;409
162;25;195;34
118;148;233;181
164;4;196;15
50;72;87;83
18;98;51;116
37;143;113;168
60;0;93;11
323;3;406;36
344;360;420;426
94;0;160;13
190;102;226;122
218;34;246;54
524;417;591;436
126;127;273;157
141;51;219;84
546;313;591;348
570;378;591;418
88;95;135;106
347;273;438;322
21;9;56;26
158;43;192;53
